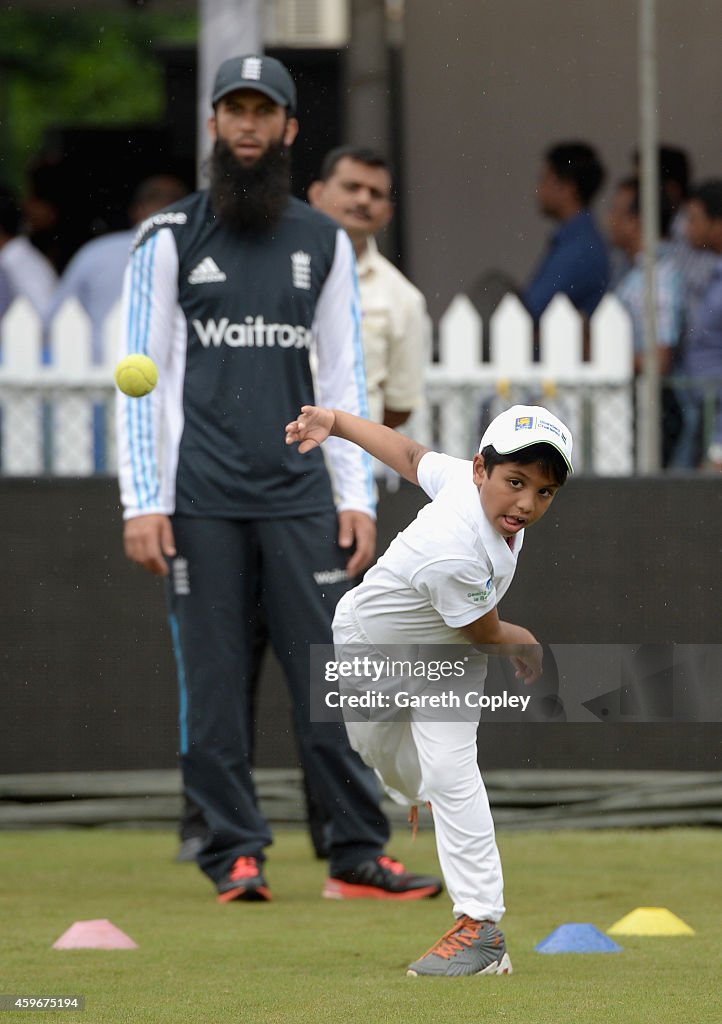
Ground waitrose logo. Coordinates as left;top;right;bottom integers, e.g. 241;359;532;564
192;316;311;349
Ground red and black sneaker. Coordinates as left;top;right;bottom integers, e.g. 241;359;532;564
322;855;442;901
216;856;272;904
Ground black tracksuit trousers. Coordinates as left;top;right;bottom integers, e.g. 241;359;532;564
166;512;390;884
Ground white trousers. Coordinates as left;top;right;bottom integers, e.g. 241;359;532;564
332;593;505;923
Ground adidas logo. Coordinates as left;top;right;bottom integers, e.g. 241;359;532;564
188;257;227;285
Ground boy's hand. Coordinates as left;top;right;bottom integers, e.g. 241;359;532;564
285;405;335;453
510;646;543;684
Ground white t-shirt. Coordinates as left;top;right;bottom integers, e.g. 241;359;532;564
350;451;523;644
0;236;57;315
356;238;428;424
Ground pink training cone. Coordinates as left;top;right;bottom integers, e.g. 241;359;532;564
52;919;138;950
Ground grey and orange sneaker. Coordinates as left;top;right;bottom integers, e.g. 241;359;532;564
216;856;272;904
406;916;512;976
323;855;442;901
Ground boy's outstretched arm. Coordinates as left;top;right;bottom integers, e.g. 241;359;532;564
285;405;430;485
460;608;543;683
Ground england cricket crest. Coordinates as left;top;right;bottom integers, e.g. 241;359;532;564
291;250;312;290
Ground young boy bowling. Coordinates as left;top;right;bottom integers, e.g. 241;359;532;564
285;403;572;977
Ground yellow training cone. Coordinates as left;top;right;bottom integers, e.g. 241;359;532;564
608;907;695;936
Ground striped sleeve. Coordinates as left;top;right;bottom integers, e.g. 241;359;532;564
115;228;181;519
312;228;376;518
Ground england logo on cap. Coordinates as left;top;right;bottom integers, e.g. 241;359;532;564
241;57;263;81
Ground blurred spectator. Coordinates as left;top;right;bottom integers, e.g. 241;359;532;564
21;154;75;273
631;146;717;325
0;184;58;316
44;175;190;362
670;181;722;470
523;142;610;322
308;145;427;428
0;265;12;317
607;176;684;465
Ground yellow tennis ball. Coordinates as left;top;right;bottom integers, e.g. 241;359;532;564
114;354;158;397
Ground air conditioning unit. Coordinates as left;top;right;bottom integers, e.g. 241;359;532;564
265;0;350;48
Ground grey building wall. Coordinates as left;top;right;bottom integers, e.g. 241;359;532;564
402;0;722;318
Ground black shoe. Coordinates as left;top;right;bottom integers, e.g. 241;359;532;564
216;856;272;904
323;855;443;900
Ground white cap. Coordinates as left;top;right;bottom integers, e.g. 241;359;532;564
479;405;574;473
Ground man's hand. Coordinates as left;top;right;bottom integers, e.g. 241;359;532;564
285;405;335;453
123;514;176;577
337;510;376;577
510;646;544;684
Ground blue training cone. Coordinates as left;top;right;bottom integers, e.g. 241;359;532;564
536;923;622;954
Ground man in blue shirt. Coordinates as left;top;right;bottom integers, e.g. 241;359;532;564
524;142;610;323
44;175;189;363
608;176;685;466
671;180;722;470
0;265;11;318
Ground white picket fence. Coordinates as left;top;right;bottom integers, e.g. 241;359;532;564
0;291;635;476
412;291;635;474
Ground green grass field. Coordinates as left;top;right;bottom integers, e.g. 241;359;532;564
0;828;718;1023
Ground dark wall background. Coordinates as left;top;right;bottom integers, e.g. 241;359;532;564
2;477;721;774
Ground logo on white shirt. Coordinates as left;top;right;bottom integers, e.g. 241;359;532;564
291;250;312;290
467;577;494;603
188;257;227;285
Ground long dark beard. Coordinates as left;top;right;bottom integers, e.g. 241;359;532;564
208;137;291;232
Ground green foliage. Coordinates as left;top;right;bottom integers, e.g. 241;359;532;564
0;10;197;189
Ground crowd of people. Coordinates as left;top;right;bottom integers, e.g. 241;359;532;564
1;125;720;470
517;141;721;469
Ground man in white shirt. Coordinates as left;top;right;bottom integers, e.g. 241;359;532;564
308;146;428;428
0;184;57;316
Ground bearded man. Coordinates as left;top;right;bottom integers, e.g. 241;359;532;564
115;54;442;906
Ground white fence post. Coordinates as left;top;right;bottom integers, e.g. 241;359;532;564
589;295;635;475
0;299;45;474
48;299;97;475
433;294;484;457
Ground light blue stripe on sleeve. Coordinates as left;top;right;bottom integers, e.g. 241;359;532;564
124;246;144;507
349;261;375;508
126;235;159;508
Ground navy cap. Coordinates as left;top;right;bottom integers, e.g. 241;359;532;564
211;55;297;115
